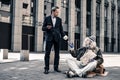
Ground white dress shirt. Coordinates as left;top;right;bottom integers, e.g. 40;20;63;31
51;16;56;27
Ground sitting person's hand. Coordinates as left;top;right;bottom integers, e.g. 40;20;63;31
89;58;95;62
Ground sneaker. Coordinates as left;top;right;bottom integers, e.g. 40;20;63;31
66;71;75;78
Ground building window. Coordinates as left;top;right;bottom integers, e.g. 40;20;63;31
104;0;108;36
51;0;54;7
74;0;81;49
96;3;100;17
86;0;91;36
77;12;80;26
0;0;11;5
75;0;80;9
104;7;108;37
111;1;115;52
62;0;68;8
96;2;100;31
30;0;34;15
104;0;108;52
31;7;33;14
104;0;109;8
96;1;101;47
10;0;13;23
44;0;55;8
75;0;81;26
118;13;120;52
31;0;34;2
96;0;101;4
65;7;69;24
22;0;35;26
23;3;28;9
111;8;115;38
0;0;11;23
44;0;55;17
61;0;69;24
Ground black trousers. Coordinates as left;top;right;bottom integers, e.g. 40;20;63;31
44;39;60;70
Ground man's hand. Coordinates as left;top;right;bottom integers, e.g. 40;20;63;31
63;35;68;40
47;25;52;29
89;59;95;62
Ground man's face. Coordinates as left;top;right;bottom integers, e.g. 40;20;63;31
53;9;59;17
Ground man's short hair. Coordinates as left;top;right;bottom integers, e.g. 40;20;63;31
51;6;59;12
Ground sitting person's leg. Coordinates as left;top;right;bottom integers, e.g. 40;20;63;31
66;58;82;78
76;60;97;77
66;58;80;72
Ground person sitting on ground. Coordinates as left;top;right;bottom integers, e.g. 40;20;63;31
66;36;105;78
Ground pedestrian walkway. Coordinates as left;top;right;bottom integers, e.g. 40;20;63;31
0;52;120;80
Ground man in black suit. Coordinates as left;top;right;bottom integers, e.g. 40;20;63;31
42;6;68;74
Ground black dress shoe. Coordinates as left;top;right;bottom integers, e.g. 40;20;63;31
54;69;61;72
44;70;49;74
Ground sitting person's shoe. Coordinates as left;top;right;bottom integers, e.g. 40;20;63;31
66;70;75;78
54;69;61;72
44;70;49;74
63;71;68;74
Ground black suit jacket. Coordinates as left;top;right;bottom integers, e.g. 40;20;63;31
42;16;65;42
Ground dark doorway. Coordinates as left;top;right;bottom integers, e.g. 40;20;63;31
0;22;11;49
22;34;34;51
22;26;35;51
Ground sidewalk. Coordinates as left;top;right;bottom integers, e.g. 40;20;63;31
0;52;120;80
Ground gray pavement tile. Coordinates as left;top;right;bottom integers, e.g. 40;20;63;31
0;60;120;80
0;53;120;80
